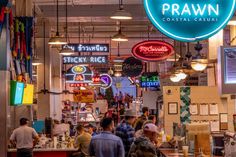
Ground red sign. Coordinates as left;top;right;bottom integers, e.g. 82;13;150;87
132;40;174;61
69;83;89;87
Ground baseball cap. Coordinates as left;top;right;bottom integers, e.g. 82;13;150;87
143;123;158;133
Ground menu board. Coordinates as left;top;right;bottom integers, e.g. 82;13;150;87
140;72;160;88
224;48;236;84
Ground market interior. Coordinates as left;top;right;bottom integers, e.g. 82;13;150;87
1;0;236;157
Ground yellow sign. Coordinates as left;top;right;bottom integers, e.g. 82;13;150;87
22;84;34;105
74;90;95;103
72;65;86;74
116;83;122;88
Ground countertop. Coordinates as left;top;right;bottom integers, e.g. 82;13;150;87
159;149;222;157
8;148;78;152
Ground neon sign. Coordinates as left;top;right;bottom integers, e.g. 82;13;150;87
100;74;112;89
62;44;109;52
122;57;143;77
63;56;108;64
144;0;236;42
140;72;160;88
66;65;112;89
132;40;174;61
66;65;93;84
72;65;86;74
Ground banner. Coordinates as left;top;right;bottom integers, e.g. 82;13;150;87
22;84;34;105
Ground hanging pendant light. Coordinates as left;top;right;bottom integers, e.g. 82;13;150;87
112;29;128;42
175;69;187;80
48;0;67;45
110;0;132;20
112;22;128;42
191;42;208;71
59;0;74;55
170;74;181;82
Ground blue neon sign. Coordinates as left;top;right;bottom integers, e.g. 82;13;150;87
144;0;236;42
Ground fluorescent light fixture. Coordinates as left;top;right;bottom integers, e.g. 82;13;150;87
112;29;128;42
113;58;124;63
32;58;42;66
110;8;132;20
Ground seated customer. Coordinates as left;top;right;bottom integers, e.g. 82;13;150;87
74;125;92;157
128;123;158;157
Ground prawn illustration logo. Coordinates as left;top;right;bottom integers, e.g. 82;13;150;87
144;0;236;42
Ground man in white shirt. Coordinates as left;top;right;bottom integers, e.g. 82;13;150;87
10;118;39;157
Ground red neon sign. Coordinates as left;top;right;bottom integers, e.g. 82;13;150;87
69;83;88;87
132;40;174;61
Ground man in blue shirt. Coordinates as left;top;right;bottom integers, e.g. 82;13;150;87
115;110;136;157
89;117;125;157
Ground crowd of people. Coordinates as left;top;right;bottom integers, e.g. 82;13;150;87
74;106;160;157
10;106;161;157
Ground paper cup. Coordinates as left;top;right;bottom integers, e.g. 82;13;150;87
182;146;189;157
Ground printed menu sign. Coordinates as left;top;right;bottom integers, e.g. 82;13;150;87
224;48;236;84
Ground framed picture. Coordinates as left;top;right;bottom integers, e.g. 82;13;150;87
199;103;209;116
209;103;219;115
168;102;178;114
219;113;228;130
190;103;198;115
220;113;228;123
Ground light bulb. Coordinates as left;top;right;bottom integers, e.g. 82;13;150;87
176;70;187;80
170;74;181;82
191;62;207;71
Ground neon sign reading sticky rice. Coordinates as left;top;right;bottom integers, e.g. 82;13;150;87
144;0;236;42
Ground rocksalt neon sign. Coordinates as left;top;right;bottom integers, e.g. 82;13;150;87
144;0;236;42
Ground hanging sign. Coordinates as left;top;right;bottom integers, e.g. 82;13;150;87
62;44;109;52
90;74;113;89
140;72;160;88
66;65;112;89
66;65;93;84
122;57;143;77
73;90;95;103
144;0;236;42
132;40;174;61
63;55;108;64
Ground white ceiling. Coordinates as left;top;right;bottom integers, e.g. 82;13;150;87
34;0;142;5
34;0;171;56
